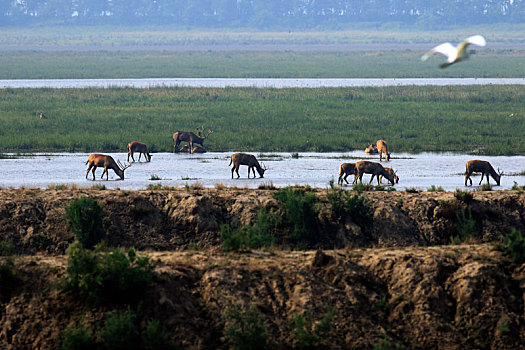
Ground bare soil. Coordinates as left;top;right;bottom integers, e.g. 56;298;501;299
1;188;525;349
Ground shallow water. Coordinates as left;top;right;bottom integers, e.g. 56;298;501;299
1;78;525;89
1;152;523;191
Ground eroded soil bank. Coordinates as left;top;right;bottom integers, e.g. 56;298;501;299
1;188;525;349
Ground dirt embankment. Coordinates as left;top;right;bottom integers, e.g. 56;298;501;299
1;188;525;254
1;188;525;349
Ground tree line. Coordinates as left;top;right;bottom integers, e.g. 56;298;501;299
2;0;524;28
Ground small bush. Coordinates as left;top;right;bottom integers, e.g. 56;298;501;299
100;310;141;350
224;304;267;350
450;208;477;244
149;174;161;181
142;319;173;350
327;181;373;226
0;240;13;256
61;324;94;350
454;189;473;204
147;183;163;190
65;196;105;249
479;183;493;191
91;183;106;190
0;256;17;301
294;308;335;349
352;182;374;193
502;229;525;264
273;187;319;243
405;187;419;193
221;208;276;252
427;185;444;192
511;181;525;192
62;243;155;305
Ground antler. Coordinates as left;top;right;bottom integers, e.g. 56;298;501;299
498;167;504;176
262;162;269;170
117;159;132;171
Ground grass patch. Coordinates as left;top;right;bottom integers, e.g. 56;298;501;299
293;308;335;350
65;196;105;249
501;229;525;264
450;208;477;244
327;181;373;226
149;174;162;181
427;185;444;192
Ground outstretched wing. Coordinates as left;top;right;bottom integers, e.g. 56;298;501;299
465;35;486;47
421;42;456;61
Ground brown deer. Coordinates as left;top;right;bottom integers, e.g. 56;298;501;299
180;145;207;153
356;160;396;186
365;144;378;154
338;163;357;185
377;140;390;161
39;112;47;119
465;160;502;186
85;154;131;180
173;126;213;153
229;153;268;179
127;141;151;162
379;167;399;184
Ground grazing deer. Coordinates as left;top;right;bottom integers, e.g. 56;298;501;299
380;167;399;184
356;160;396;186
377;140;390;161
173;126;213;153
465;160;502;186
39;112;47;119
180;145;207;154
365;144;378;154
85;154;131;180
229;153;268;179
127;141;152;162
338;163;357;185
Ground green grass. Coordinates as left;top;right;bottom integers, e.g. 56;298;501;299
0;85;524;154
0;49;524;79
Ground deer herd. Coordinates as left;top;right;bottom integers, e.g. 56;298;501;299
84;130;503;188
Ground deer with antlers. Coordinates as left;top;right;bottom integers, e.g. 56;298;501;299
85;154;131;181
179;144;207;154
365;144;378;154
173;126;213;154
379;167;399;184
127;141;152;162
229;153;268;179
338;163;357;185
356;160;396;186
465;160;502;186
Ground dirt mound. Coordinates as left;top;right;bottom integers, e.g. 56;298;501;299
1;188;525;254
1;245;524;349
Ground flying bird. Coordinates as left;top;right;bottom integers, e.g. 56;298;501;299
421;35;486;68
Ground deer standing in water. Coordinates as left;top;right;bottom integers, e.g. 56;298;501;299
85;154;131;180
379;167;399;184
365;144;378;154
127;142;152;162
465;160;502;186
377;140;390;161
229;153;268;179
356;160;396;186
338;163;357;185
180;145;207;154
173;126;213;153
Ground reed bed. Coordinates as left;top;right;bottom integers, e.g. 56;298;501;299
0;86;524;155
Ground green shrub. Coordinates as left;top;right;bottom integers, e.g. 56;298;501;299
65;196;105;249
224;304;267;350
454;189;473;204
221;208;276;252
327;181;373;226
479;183;493;191
502;229;525;264
61;324;94;350
352;182;374;193
405;187;419;193
427;185;444;192
273;187;319;242
511;181;525;192
142;319;173;350
62;243;155;305
450;208;477;244
100;310;141;350
149;174;161;181
147;184;163;190
91;184;106;190
294;308;335;349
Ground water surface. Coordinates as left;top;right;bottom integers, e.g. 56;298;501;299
1;152;522;191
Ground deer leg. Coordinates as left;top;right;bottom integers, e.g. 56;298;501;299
247;166;251;178
235;166;240;178
231;166;235;179
91;166;97;180
479;173;484;185
369;174;375;184
343;174;349;184
86;164;92;179
252;167;257;178
127;152;130;162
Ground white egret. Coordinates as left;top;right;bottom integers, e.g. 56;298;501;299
421;35;486;68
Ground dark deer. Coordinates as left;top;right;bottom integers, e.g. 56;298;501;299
377;139;390;161
229;153;268;179
180;145;207;154
356;160;396;186
127;141;152;162
465;160;502;186
338;163;357;185
379;167;399;184
173;126;213;153
85;154;131;180
39;112;47;119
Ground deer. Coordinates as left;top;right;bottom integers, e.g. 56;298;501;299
338;163;357;185
229;153;268;179
180;144;207;154
127;141;152;162
465;160;502;186
356;160;396;186
39;112;47;119
173;126;213;154
379;167;399;184
376;140;390;161
85;154;131;181
365;144;378;154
